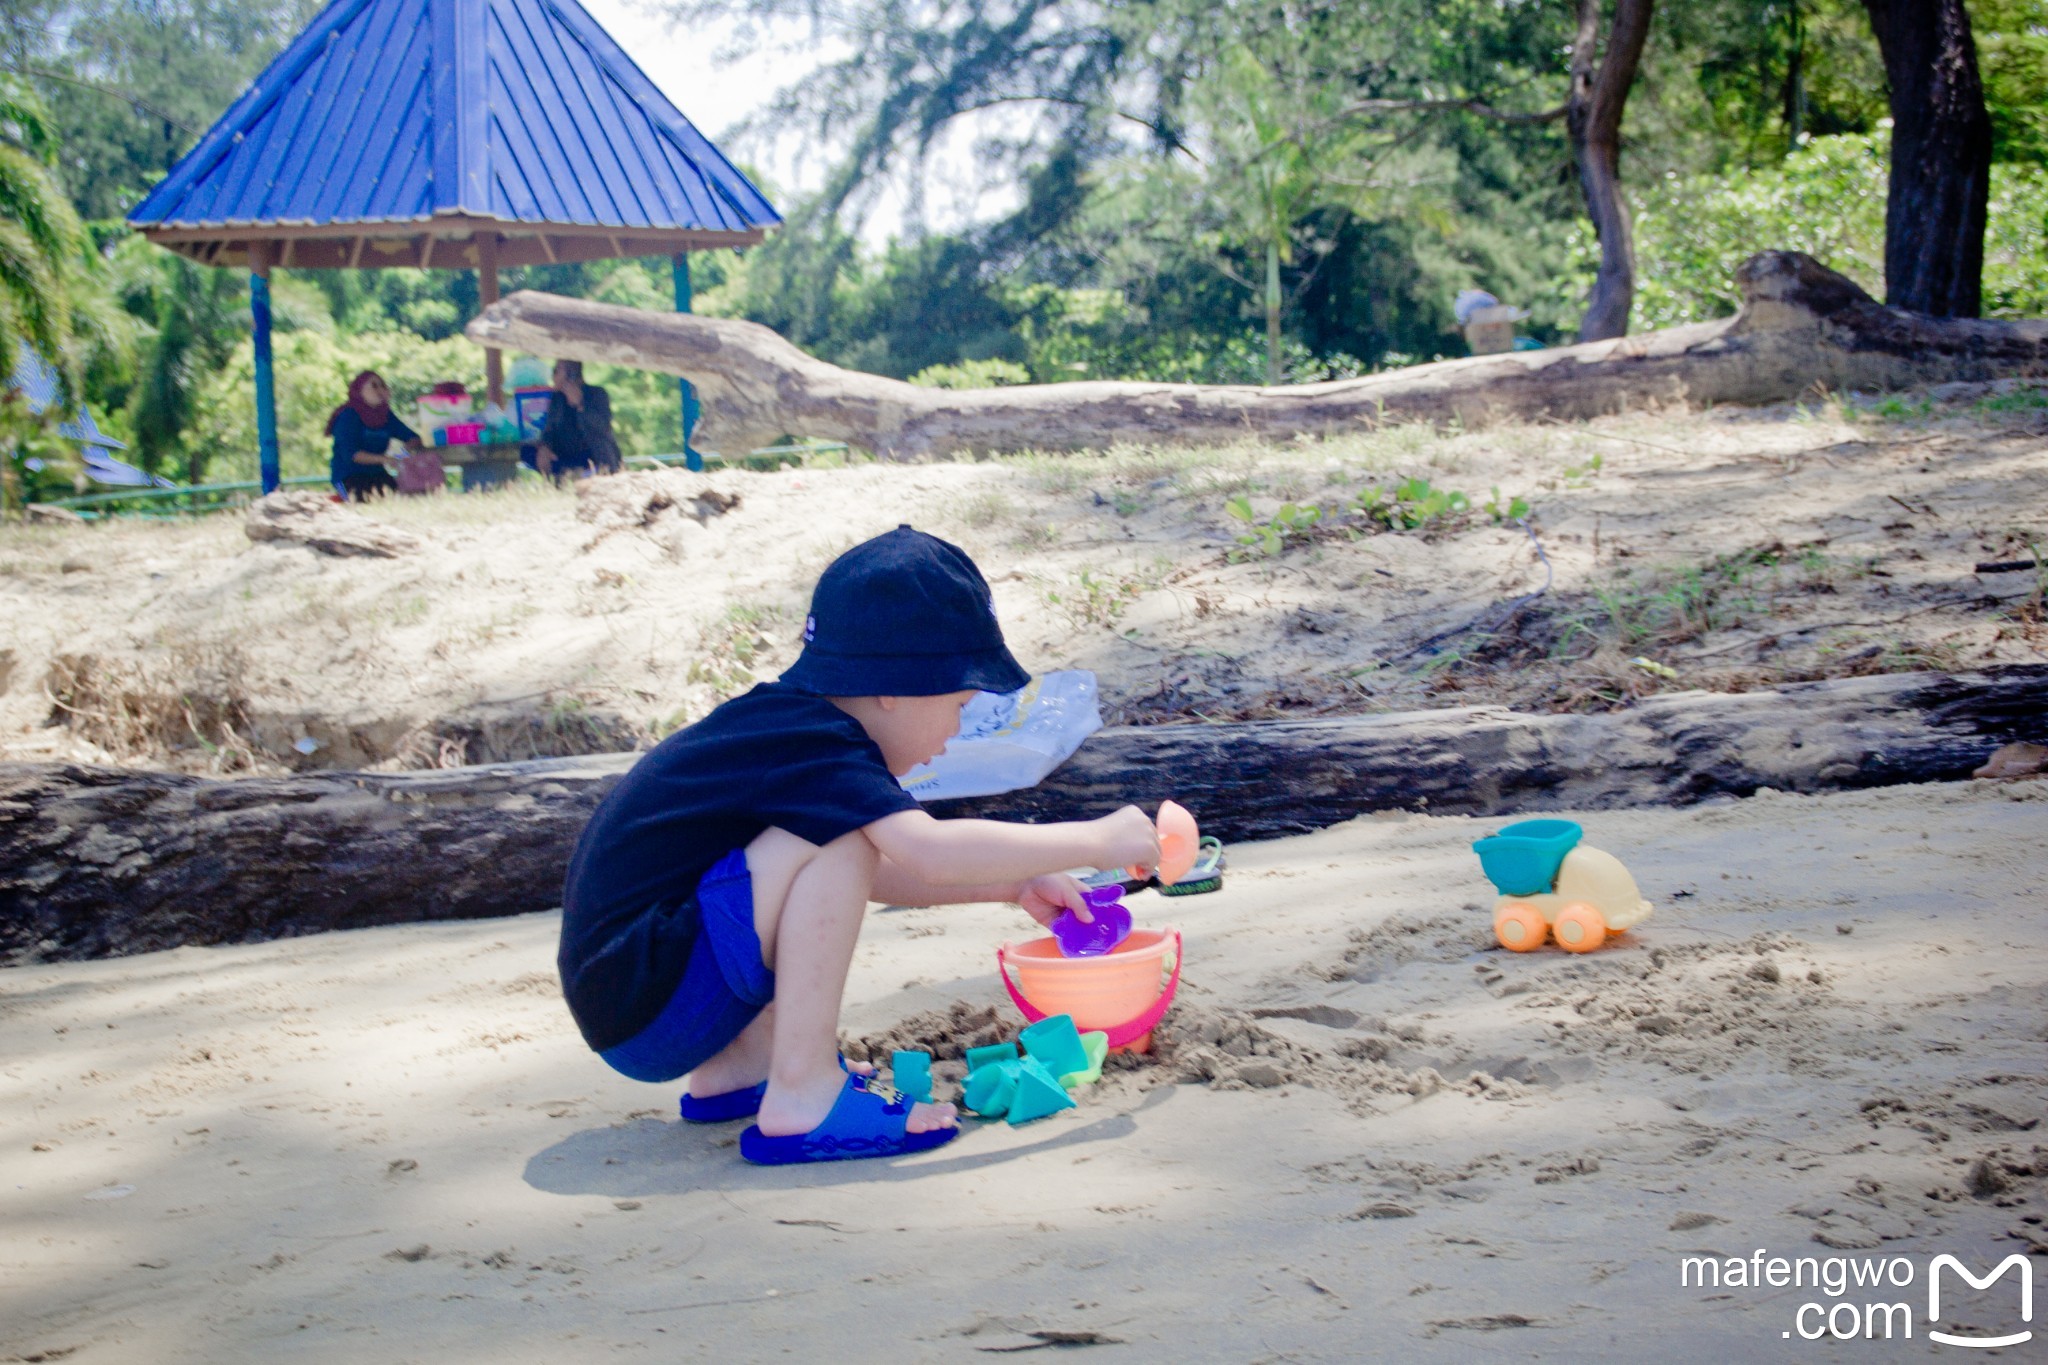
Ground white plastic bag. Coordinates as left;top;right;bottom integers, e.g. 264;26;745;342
899;671;1102;802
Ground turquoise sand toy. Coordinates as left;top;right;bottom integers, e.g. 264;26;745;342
1472;819;1582;896
965;1059;1021;1115
965;1041;1019;1074
891;1050;933;1104
1472;818;1654;953
961;1014;1106;1123
1006;1058;1075;1123
1019;1015;1091;1078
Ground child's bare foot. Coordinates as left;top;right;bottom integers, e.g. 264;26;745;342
757;1061;957;1137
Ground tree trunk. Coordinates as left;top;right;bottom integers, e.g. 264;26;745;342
466;251;2048;461
1783;0;1807;143
1567;0;1656;342
1265;239;1283;386
5;665;2042;965
1861;0;1992;317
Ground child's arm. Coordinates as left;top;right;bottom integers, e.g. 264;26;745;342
864;806;1158;901
870;861;1091;930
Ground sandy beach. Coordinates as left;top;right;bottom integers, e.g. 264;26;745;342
4;777;2042;1361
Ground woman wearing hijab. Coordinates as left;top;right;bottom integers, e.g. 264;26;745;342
328;371;423;500
535;359;623;481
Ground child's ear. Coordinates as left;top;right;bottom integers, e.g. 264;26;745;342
875;696;901;712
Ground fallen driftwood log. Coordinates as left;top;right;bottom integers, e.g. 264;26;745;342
3;665;2040;965
245;488;421;558
466;252;2048;459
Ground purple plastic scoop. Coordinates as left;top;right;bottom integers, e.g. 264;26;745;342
1050;885;1133;958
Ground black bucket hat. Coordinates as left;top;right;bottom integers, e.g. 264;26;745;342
778;525;1030;697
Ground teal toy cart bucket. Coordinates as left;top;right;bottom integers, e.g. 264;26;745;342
1472;819;1583;896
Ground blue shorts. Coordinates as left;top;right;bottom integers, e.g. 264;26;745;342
597;849;776;1084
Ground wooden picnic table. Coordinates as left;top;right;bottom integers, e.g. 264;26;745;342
429;440;524;467
421;440;525;490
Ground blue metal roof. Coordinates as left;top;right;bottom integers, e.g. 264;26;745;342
128;0;777;265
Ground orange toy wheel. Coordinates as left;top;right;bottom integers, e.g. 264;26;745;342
1552;902;1608;953
1493;901;1548;952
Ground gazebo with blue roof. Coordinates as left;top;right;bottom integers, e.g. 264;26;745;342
126;0;780;490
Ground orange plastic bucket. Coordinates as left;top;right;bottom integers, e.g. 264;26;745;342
998;927;1181;1054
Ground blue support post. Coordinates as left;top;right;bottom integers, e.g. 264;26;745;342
250;260;280;494
672;253;702;471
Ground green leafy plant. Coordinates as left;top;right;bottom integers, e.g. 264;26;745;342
0;394;79;514
1352;477;1469;532
1872;394;1935;421
1046;567;1146;625
1562;452;1604;486
908;357;1032;389
687;603;787;700
1483;485;1531;524
1225;494;1322;559
1978;385;2048;414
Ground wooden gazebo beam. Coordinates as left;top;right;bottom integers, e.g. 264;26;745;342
134;219;766;272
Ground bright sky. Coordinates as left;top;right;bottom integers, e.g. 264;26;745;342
579;0;794;173
580;0;1018;242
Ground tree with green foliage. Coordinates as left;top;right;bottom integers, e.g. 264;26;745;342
111;235;243;481
1192;44;1369;383
0;73;93;513
0;74;84;370
0;0;2039;489
0;0;319;219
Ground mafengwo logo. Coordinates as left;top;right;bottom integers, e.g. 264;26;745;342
1928;1253;2033;1349
1679;1250;2035;1344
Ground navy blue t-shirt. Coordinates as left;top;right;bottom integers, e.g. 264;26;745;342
557;683;922;1051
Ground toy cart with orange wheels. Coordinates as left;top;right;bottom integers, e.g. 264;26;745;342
1472;819;1652;954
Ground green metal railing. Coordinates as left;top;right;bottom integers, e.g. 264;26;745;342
38;443;856;520
628;442;851;473
39;475;332;521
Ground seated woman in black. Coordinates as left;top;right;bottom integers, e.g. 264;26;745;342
327;370;421;500
536;359;623;481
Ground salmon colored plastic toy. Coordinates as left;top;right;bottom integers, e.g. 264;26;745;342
1132;801;1200;886
1473;819;1653;954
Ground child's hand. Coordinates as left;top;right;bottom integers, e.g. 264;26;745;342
1019;873;1090;929
1096;805;1160;878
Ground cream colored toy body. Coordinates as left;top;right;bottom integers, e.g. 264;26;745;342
1472;819;1652;954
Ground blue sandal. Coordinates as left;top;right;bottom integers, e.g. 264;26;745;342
679;1081;768;1124
680;1056;857;1124
739;1072;959;1165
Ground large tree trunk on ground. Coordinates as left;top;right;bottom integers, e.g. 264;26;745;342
1567;0;1655;342
4;666;2041;965
1861;0;1992;317
467;252;2048;461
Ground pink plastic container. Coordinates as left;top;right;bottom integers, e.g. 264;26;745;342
444;421;483;445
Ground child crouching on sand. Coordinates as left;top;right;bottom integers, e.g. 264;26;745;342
557;526;1159;1165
